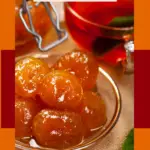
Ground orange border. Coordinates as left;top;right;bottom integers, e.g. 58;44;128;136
0;1;15;50
0;0;15;149
0;51;1;128
0;129;15;149
135;0;150;50
135;128;150;149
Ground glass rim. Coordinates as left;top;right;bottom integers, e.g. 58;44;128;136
15;53;122;150
64;2;134;31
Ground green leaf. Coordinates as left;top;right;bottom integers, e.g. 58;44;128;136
122;129;134;150
92;16;134;56
109;16;134;27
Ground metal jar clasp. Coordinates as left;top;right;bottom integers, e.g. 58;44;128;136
19;0;68;51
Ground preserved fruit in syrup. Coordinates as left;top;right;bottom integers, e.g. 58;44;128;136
15;53;107;149
15;95;42;137
54;51;99;90
80;91;107;136
39;70;83;111
15;57;50;98
32;109;83;148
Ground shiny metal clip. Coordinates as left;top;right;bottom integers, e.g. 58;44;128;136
19;0;68;51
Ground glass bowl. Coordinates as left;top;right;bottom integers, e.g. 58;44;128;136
15;51;122;150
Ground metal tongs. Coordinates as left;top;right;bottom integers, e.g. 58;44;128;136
19;0;68;51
